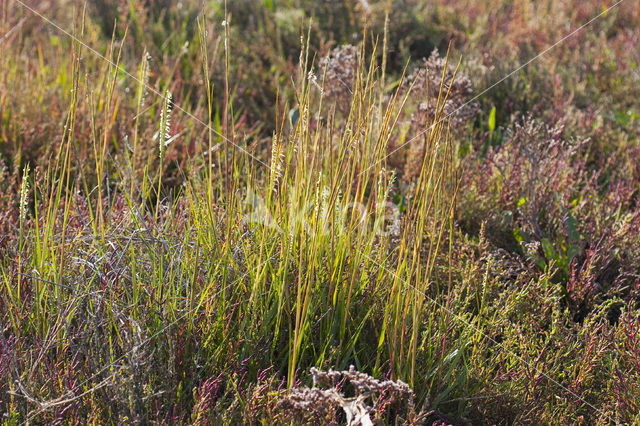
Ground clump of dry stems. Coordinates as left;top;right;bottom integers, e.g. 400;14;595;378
278;366;417;425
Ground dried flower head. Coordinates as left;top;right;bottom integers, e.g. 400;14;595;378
157;91;173;158
402;48;478;131
19;164;30;226
278;366;415;425
398;49;478;181
319;44;360;102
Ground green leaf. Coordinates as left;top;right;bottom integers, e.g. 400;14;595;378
541;238;557;261
517;196;527;208
564;211;580;243
488;106;496;133
513;227;525;243
289;107;300;128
